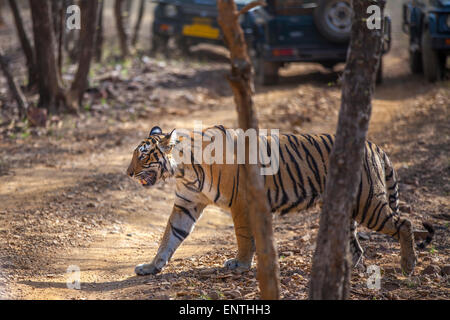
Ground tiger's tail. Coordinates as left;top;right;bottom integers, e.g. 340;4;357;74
383;152;434;250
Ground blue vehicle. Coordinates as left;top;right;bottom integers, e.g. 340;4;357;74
403;0;450;82
151;0;391;85
245;0;391;84
151;0;253;53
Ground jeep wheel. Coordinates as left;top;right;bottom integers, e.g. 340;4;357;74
151;33;169;55
314;0;352;44
409;50;423;74
175;37;192;56
252;55;279;86
376;57;383;85
421;27;444;82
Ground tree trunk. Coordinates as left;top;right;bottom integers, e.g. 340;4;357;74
95;0;104;62
8;0;38;89
65;0;80;62
67;0;99;111
0;0;4;27
115;0;130;58
29;0;65;113
51;0;64;78
132;0;146;46
0;47;28;118
308;0;385;300
217;0;280;300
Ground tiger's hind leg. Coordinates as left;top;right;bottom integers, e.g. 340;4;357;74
358;202;417;274
350;220;365;269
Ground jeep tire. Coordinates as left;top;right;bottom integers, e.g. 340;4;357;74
314;0;352;44
409;50;423;74
151;33;169;55
376;57;383;85
421;26;444;82
252;55;279;86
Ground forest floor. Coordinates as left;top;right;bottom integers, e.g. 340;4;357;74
0;9;449;300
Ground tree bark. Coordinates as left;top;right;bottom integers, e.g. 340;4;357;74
29;0;65;113
65;0;80;62
0;47;28;118
308;0;385;300
217;0;280;300
0;0;5;27
132;0;146;46
51;0;64;78
95;0;104;62
8;0;38;89
115;0;130;58
67;0;99;111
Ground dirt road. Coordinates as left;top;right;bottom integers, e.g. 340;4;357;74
0;1;449;299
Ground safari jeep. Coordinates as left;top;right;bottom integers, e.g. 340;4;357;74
246;0;391;85
403;0;450;82
150;0;253;53
151;0;391;85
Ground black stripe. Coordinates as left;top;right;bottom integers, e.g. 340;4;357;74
235;165;240;200
174;204;196;223
386;170;394;179
170;222;189;241
369;142;384;186
360;148;374;226
301;142;322;192
214;125;226;135
366;201;382;229
214;171;221;203
284;145;299;198
175;192;192;203
319;135;331;154
209;165;214;192
376;211;395;232
388;181;398;191
369;202;387;230
306;177;318;209
228;176;236;207
391;219;406;238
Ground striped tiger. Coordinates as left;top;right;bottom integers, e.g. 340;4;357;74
126;125;434;276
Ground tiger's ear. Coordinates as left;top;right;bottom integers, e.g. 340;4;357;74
159;129;178;152
149;126;162;137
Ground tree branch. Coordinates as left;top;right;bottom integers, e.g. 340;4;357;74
238;0;266;16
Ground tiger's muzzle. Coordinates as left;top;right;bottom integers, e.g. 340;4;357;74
137;171;157;187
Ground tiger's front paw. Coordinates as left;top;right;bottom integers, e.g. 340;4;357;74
224;258;251;271
135;263;161;276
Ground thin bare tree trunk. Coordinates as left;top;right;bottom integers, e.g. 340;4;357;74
0;0;5;27
67;0;99;111
95;0;104;62
309;0;385;300
115;0;130;58
217;0;280;300
29;0;65;113
132;0;145;46
8;0;37;89
65;0;80;62
0;47;28;118
51;0;64;79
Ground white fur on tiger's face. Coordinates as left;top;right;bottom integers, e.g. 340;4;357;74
126;125;434;277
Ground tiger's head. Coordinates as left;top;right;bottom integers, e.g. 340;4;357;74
127;126;178;188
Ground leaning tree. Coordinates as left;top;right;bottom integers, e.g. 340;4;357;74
217;0;280;300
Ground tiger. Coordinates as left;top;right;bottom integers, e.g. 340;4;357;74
126;125;434;276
